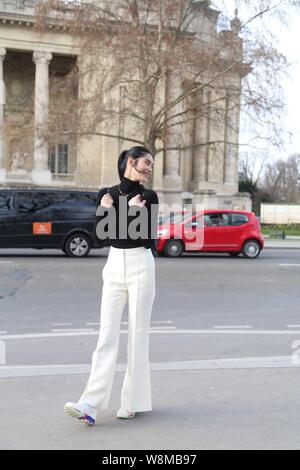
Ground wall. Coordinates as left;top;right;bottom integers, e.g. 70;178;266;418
261;204;300;224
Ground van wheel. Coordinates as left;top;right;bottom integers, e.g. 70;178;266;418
242;239;261;259
65;233;91;258
164;240;184;257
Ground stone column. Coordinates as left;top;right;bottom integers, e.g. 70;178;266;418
163;70;182;190
0;47;6;183
192;89;208;183
224;90;240;188
32;50;52;184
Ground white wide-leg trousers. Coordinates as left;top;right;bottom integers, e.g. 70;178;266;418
78;246;156;412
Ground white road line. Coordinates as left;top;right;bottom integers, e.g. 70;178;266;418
150;326;177;330
0;356;298;378
2;329;300;340
213;325;253;329
0;331;7;335
286;325;300;328
279;264;300;267
51;328;95;333
53;323;73;326
86;321;174;327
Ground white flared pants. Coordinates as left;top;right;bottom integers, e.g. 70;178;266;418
79;246;156;412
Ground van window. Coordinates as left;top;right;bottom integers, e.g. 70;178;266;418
13;192;96;214
59;193;96;213
13;192;65;213
0;192;11;216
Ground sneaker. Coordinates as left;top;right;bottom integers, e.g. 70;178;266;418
64;401;97;425
116;408;136;419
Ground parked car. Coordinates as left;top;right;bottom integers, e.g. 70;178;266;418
156;209;264;258
0;188;105;257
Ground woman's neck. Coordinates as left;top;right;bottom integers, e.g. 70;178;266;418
123;173;139;183
119;175;142;193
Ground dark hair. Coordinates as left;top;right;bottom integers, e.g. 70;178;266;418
117;146;153;180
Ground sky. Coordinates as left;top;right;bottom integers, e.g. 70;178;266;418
211;0;300;164
276;12;300;158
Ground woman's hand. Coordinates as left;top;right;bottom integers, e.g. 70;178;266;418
128;194;146;207
100;193;114;208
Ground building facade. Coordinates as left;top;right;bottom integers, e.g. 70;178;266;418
0;0;251;211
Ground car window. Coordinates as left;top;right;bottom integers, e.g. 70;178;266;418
204;213;230;227
230;213;249;226
0;192;11;216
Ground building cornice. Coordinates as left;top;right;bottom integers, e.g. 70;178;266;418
0;11;71;32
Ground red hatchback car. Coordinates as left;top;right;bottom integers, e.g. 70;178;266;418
156;210;264;258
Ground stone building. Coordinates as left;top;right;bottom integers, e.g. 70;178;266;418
0;0;251;211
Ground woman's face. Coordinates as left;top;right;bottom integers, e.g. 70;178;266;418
130;154;154;183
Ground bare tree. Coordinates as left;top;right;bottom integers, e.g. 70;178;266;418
33;0;299;161
263;153;300;203
239;151;267;189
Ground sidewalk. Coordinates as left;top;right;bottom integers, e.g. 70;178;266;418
0;364;300;449
264;238;300;249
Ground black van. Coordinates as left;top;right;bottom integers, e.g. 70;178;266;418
0;188;106;257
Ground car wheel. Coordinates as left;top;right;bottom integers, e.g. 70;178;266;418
242;239;261;259
65;233;91;258
163;239;184;257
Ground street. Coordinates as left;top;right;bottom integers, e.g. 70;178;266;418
0;247;300;449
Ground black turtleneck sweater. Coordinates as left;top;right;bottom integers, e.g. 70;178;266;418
93;176;159;250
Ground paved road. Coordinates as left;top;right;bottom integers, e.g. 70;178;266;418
0;247;300;449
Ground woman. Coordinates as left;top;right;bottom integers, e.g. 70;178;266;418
64;146;159;425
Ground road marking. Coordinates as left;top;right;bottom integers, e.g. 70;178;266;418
286;325;300;328
51;328;95;333
150;326;177;330
53;323;73;326
0;356;298;378
0;331;7;335
213;325;253;329
85;320;172;326
87;322;175;330
2;329;300;340
279;264;300;267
